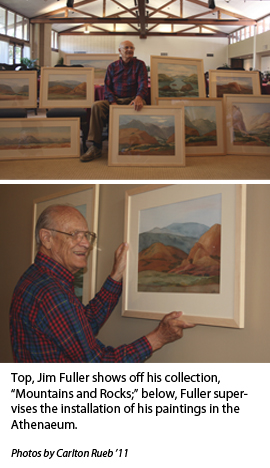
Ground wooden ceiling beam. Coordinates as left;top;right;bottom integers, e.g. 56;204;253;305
31;16;256;26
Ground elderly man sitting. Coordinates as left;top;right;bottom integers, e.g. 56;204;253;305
80;40;148;162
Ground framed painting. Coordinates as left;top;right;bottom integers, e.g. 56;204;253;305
0;117;80;160
64;53;119;85
208;69;261;98
224;94;270;155
157;98;225;156
32;185;100;304
0;70;37;108
122;184;247;328
150;56;206;105
39;67;95;109
108;105;185;167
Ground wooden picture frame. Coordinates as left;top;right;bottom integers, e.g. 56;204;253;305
64;53;119;85
0;117;80;160
224;94;270;155
32;185;100;304
108;105;185;167
208;69;261;98
157;97;225;156
150;56;206;105
39;67;95;109
123;184;247;328
0;70;37;108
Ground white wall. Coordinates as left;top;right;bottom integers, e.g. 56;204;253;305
59;35;228;71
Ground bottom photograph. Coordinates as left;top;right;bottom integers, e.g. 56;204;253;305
1;183;269;363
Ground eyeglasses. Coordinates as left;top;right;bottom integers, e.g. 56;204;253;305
121;46;135;50
49;229;97;244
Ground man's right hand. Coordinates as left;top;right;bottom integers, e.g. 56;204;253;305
146;312;195;352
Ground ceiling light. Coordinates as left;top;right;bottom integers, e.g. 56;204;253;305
67;0;74;7
208;0;216;9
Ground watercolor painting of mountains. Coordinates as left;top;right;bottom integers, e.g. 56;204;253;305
185;105;217;147
158;62;199;98
119;114;176;155
0;78;29;101
0;126;71;151
232;101;270;147
138;193;222;294
48;73;86;100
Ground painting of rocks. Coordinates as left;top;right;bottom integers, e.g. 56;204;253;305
216;76;253;97
48;74;86;100
185;105;217;146
138;194;222;293
119;114;175;155
158;63;199;98
232;101;270;147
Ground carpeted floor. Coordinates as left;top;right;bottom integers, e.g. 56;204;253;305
1;141;270;180
1;110;269;180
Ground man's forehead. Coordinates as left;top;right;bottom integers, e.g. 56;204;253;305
54;207;87;227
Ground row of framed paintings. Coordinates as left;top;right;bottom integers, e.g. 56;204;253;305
33;184;246;329
108;94;270;166
0;94;269;161
0;55;262;111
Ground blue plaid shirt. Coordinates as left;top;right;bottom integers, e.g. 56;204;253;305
104;57;148;103
10;252;152;363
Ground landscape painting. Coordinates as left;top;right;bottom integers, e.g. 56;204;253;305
0;78;29;101
65;54;118;85
39;67;94;108
47;73;86;100
216;76;253;97
0;125;72;150
138;193;222;294
209;70;261;98
185;105;217;147
231;101;270;146
157;63;199;98
0;70;37;108
118;114;176;156
0;118;80;160
225;95;270;155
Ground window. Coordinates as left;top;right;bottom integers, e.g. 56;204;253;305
0;7;6;34
7;10;15;37
228;15;270;44
51;30;58;50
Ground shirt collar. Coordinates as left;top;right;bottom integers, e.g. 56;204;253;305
35;251;74;288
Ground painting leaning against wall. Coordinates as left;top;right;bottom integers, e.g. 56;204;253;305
138;193;222;294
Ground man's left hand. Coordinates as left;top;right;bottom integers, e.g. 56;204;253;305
130;96;144;111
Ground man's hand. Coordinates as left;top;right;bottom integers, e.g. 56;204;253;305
146;312;195;351
110;243;129;282
130;95;144;111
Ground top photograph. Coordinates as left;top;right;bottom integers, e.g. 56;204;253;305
0;0;269;180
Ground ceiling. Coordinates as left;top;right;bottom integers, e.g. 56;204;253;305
1;0;270;38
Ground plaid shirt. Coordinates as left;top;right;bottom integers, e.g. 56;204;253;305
10;252;152;363
104;57;148;103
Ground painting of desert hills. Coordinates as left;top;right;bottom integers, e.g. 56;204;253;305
185;106;217;146
0;78;29;101
232;102;270;146
48;75;86;100
138;194;222;294
119;114;175;155
216;76;253;97
158;63;199;98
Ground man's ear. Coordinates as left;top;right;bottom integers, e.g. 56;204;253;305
39;229;53;250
